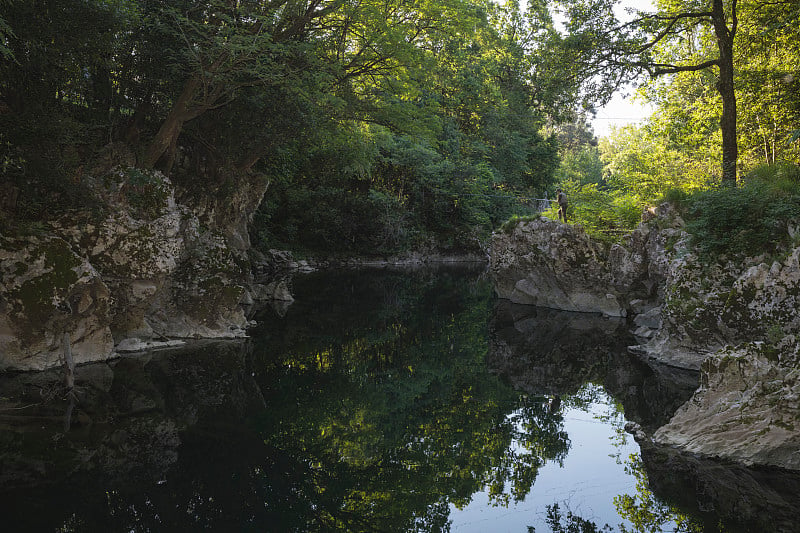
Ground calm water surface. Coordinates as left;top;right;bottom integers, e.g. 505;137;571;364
1;267;797;532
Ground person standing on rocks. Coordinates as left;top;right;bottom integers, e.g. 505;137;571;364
555;188;568;223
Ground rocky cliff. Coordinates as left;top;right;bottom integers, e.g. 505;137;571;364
490;207;800;471
0;168;285;371
490;218;628;316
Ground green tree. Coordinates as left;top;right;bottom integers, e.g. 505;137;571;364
139;0;339;171
555;0;740;184
0;0;572;252
595;0;800;202
0;0;135;218
734;0;800;166
550;118;603;188
600;124;715;199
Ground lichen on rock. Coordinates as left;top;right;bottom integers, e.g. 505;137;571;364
0;167;267;371
653;340;800;470
490;217;627;316
490;202;800;471
0;235;113;370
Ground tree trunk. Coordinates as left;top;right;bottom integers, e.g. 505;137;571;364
712;0;738;186
143;76;203;170
236;139;274;173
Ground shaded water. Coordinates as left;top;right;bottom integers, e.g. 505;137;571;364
1;267;799;532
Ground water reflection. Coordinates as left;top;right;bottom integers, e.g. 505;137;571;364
488;300;697;431
0;340;267;531
0;267;798;532
248;267;571;530
630;440;800;533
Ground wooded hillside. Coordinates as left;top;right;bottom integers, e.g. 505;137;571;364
1;0;798;255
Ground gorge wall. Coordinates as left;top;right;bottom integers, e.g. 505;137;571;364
490;207;800;471
0;168;286;371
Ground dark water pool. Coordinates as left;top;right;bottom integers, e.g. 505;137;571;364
1;266;798;532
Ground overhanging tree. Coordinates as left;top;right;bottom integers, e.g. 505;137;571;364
142;0;341;172
557;0;739;184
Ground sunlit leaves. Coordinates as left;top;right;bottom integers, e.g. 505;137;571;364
600;123;716;198
614;454;704;533
594;0;800;200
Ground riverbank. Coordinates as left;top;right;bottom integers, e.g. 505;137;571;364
0;163;487;372
489;205;800;473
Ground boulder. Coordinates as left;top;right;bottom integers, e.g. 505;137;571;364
490;218;626;316
654;340;800;470
490;207;689;319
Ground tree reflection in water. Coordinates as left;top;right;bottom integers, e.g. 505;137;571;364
614;454;706;533
248;268;572;531
3;267;784;532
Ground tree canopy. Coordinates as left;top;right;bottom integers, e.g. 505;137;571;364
542;0;800;241
1;0;798;252
0;0;575;253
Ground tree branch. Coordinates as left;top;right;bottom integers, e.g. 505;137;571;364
633;12;712;54
652;59;719;76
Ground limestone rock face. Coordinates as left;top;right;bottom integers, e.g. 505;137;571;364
490;209;688;319
491;204;800;471
59;173;250;343
143;230;249;340
490;218;626;316
608;203;686;299
0;235;114;370
0;169;260;371
172;169;270;252
490;205;800;369
635;235;800;370
654;341;800;470
664;246;800;346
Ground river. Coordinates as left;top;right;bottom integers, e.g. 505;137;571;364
0;266;798;531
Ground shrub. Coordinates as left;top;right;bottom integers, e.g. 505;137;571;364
498;214;541;234
661;187;690;209
684;163;800;260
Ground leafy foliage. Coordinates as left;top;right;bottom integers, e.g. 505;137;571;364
2;0;798;256
120;167;169;219
0;0;566;253
595;0;800;193
681;163;800;260
539;178;644;243
614;454;705;533
537;503;614;533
